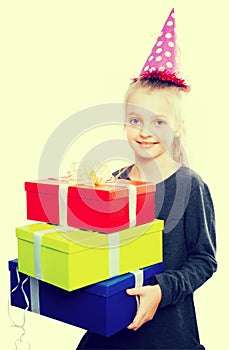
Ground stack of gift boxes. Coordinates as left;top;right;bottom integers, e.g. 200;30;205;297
9;177;164;337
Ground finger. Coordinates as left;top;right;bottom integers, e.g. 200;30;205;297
127;320;143;331
126;287;144;296
127;309;146;330
127;322;138;331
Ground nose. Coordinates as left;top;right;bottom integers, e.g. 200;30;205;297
139;126;153;138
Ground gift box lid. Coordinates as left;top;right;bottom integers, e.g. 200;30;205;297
8;259;164;297
25;178;156;201
84;262;164;296
9;258;19;272
16;220;164;254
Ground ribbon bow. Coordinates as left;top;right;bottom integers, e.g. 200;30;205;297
67;161;114;186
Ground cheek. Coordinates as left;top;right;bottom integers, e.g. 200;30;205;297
156;128;175;148
126;126;138;140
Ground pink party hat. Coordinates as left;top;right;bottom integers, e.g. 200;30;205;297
134;8;189;90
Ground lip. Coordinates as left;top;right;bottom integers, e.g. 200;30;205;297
136;141;159;149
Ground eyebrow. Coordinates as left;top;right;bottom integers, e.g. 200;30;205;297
153;114;169;120
127;112;142;118
127;112;168;120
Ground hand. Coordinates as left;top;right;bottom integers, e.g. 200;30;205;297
126;284;162;331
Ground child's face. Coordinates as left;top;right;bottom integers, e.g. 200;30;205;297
125;88;179;161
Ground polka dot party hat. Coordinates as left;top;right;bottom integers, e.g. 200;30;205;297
134;8;189;91
140;8;177;74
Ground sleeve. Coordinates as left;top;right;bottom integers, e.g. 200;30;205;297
154;179;217;308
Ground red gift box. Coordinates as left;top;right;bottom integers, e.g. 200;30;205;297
25;178;156;233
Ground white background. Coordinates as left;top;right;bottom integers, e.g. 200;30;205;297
1;1;228;349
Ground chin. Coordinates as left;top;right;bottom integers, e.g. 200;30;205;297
136;151;156;160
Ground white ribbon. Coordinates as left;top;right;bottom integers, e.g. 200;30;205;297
131;269;144;308
30;277;40;314
58;181;137;228
8;267;31;350
59;183;69;226
34;226;74;280
113;182;137;227
67;161;115;186
34;229;56;280
31;225;77;315
128;184;137;227
108;232;120;277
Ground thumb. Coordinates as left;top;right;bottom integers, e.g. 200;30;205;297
126;287;143;296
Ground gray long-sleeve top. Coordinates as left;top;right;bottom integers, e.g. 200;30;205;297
77;166;217;350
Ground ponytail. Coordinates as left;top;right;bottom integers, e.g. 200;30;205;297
170;135;189;166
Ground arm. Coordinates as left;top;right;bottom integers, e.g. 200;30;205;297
126;178;217;330
155;180;217;307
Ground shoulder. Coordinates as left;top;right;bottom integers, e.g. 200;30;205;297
161;166;208;199
171;166;214;210
179;167;215;214
176;166;209;191
177;166;203;183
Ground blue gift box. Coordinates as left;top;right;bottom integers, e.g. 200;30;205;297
9;259;164;337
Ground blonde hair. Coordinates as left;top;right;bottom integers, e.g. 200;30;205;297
124;78;189;166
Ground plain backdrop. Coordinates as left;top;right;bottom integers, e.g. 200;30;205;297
1;1;228;349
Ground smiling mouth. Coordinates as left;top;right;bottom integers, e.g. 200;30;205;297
136;141;159;148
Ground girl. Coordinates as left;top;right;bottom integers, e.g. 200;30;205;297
77;9;217;350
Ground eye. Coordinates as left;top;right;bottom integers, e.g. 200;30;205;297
154;118;167;127
128;117;143;127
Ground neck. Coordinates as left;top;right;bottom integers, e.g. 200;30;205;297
130;154;181;183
